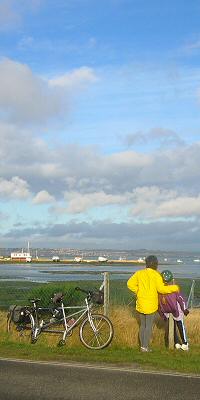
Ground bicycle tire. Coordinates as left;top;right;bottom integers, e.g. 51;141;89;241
7;311;35;341
79;314;114;350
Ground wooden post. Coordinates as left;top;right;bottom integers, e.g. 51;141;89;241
187;280;195;309
103;272;109;316
168;313;174;349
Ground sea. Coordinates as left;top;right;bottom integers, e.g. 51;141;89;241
0;250;200;283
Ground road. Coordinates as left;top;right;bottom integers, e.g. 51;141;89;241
0;358;199;400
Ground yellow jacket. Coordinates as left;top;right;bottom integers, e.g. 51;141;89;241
127;268;179;314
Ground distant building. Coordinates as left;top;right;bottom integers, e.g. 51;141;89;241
11;251;32;262
98;256;108;262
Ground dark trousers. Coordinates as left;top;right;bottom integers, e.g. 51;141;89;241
165;318;188;347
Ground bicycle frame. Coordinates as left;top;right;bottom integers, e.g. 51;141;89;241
31;296;95;342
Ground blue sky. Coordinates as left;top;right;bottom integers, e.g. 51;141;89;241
1;0;200;250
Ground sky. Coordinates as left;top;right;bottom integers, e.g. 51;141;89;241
1;0;200;251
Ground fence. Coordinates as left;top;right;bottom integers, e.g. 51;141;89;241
0;272;199;312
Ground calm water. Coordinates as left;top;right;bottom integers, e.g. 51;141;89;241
0;259;199;282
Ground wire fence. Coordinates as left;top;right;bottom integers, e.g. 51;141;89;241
0;273;199;312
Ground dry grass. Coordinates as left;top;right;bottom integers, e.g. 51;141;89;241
1;307;199;349
110;306;200;347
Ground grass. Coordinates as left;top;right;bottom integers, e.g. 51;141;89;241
1;277;199;309
0;306;200;374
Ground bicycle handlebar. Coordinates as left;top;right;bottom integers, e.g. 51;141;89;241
75;287;92;295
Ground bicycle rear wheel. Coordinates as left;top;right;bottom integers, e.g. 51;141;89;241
79;314;114;350
7;311;34;341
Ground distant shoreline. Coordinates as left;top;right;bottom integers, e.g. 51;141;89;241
0;259;147;266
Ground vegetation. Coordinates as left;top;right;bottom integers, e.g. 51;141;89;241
1;277;199;309
0;306;200;374
0;278;199;374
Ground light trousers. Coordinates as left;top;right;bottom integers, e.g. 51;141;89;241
139;312;156;349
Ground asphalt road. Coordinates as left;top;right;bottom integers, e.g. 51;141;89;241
0;358;199;400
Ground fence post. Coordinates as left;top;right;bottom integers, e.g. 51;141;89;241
103;272;110;316
187;280;195;309
168;314;174;349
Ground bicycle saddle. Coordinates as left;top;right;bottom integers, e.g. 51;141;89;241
29;298;41;304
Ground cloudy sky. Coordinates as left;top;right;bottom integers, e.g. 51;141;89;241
1;0;200;250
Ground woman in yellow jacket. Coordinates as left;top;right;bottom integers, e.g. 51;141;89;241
127;255;179;352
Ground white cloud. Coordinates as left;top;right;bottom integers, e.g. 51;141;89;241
107;150;151;168
49;66;98;90
130;186;177;219
32;190;55;204
0;119;200;223
156;195;200;218
130;186;200;219
0;176;31;200
0;59;98;125
0;58;65;124
63;191;127;213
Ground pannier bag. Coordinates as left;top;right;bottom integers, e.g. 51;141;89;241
91;290;104;305
52;292;64;305
8;305;30;324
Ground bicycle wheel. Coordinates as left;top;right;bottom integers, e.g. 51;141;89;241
7;311;35;341
79;314;114;350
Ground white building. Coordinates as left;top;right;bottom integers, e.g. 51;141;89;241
98;256;108;262
11;251;32;262
11;242;32;262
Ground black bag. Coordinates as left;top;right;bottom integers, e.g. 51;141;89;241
52;292;64;305
91;290;104;305
9;305;30;324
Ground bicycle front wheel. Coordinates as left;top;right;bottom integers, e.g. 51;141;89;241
79;314;114;350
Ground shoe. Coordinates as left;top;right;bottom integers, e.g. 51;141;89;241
140;347;148;352
140;347;152;352
175;343;182;349
181;343;189;351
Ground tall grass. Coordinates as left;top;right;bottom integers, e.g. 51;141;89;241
110;306;200;347
1;307;199;348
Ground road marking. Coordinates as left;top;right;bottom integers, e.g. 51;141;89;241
0;357;199;379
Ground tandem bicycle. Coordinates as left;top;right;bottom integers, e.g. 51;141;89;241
7;286;114;350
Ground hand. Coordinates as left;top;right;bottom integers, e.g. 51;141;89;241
184;309;189;316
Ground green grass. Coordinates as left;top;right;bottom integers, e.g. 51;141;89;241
1;278;199;309
0;334;199;374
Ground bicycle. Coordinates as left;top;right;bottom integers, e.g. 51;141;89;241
7;286;114;350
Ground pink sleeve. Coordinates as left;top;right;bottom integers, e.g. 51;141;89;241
176;292;187;311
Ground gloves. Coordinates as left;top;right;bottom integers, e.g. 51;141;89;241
184;309;189;316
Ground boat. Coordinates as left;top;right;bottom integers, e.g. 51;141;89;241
74;256;83;263
176;259;183;263
52;256;60;262
137;257;145;263
193;259;200;262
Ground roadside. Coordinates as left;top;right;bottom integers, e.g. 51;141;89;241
0;339;199;375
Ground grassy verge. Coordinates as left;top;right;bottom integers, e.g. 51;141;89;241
0;337;199;375
0;306;200;374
